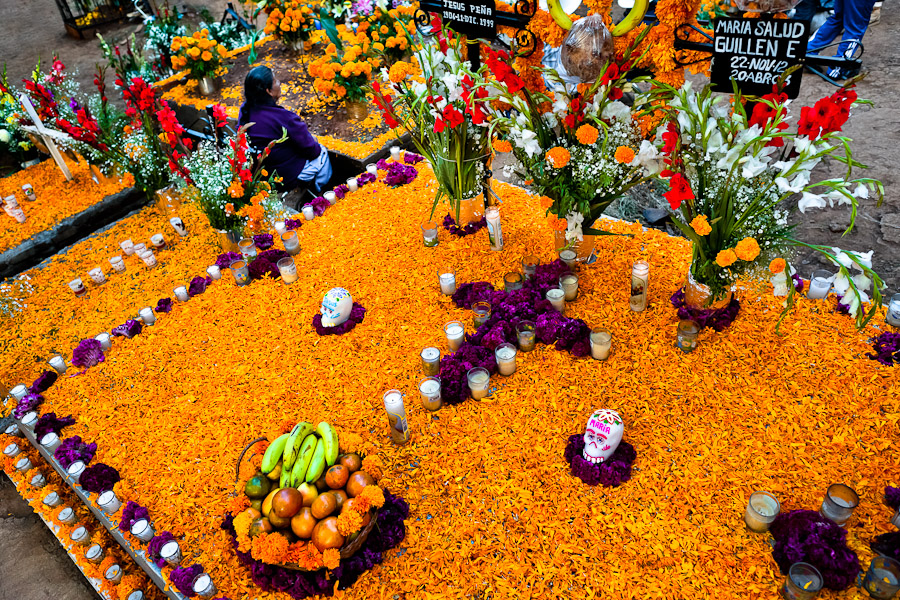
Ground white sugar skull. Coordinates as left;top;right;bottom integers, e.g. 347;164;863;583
320;288;353;327
583;409;624;464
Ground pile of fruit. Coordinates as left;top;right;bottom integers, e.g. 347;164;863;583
235;421;384;568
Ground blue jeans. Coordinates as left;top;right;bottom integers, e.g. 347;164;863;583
808;0;877;59
298;145;332;194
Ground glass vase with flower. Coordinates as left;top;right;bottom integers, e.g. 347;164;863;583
169;28;230;96
308;23;382;121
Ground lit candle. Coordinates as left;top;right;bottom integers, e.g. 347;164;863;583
676;320;700;353
589;327;612;361
807;270;833;300
43;492;62;508
281;231;300;256
206;265;221;280
438;270;457;295
495;343;517;376
67;460;86;483
160;540;182;566
887;293;900;327
522;255;539;280
10;384;28;400
546;288;565;313
277;257;298;284
95;332;111;351
48;355;67;374
230;260;250;287
421;221;438;247
68;278;87;297
57;507;77;525
169;216;188;237
324;191;337;205
109;256;125;272
472;301;491;328
88;267;106;285
559;249;577;268
863;557;900;600
70;526;90;546
238;238;257;259
302;204;315;220
22;184;36;201
467;367;490;400
85;544;104;563
3;443;21;458
20;411;38;430
40;432;61;452
444;321;465;351
138;250;157;268
150;233;166;249
744;491;780;532
139;307;156;326
782;562;823;600
346;177;359;192
30;472;47;487
819;483;859;526
559;273;579;301
131;518;155;541
274;221;287;235
516;321;536;352
390;146;401;161
105;565;123;583
97;490;122;514
174;286;189;302
366;163;378;175
420;347;440;376
383;390;410;445
419;377;442;411
504;272;523;292
485;206;503;251
192;573;216;598
630;260;650;312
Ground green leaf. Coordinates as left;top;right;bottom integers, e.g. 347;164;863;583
319;10;343;51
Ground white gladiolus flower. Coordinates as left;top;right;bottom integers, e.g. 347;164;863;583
741;155;769;179
852;272;872;291
564;211;584;242
798;192;827;212
853;183;869;199
601;101;631;123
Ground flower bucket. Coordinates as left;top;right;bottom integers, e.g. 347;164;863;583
455;195;485;227
155;185;182;217
216;229;242;253
197;76;219;97
346;100;368;121
684;269;733;309
554;230;596;262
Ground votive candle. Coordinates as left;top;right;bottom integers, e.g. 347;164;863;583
231;260;250;286
366;163;378;175
282;231;300;256
274;221;286;235
419;377;442;411
589;327;612;361
781;562;823;600
522;255;539;280
67;460;86;483
89;267;106;285
133;243;146;254
30;472;47;488
559;249;577;268
105;565;123;583
20;411;38;430
97;490;122;514
467;367;490;400
40;432;61;452
444;321;465;352
238;238;257;259
884;293;900;327
324;191;337;205
504;272;523;292
421;347;440;376
744;491;780;532
10;384;28;400
127;591;144;600
819;483;859;526
3;424;21;438
70;526;90;546
120;239;134;255
139;307;156;326
383;390;410;445
862;556;900;599
630;260;650;312
139;250;157;268
57;507;77;525
546;288;565;313
85;544;104;563
43;492;62;508
150;233;166;249
48;355;67;374
346;177;359;192
472;301;491;328
22;184;36;201
192;573;216;598
68;278;86;297
160;540;182;566
676;320;700;353
109;256;125;272
95;332;111;351
131;518;155;542
495;343;517;376
277;257;298;284
560;273;579;301
206;265;221;280
302;204;315;220
438;270;457;295
421;221;438;247
807;269;833;300
517;321;536;352
169;216;187;237
174;286;189;302
390;146;401;161
3;443;21;458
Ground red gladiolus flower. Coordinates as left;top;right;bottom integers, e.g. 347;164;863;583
661;122;679;155
663;173;694;210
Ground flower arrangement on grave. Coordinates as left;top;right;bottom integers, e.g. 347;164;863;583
487;35;655;255
169;29;230;81
171;105;284;232
0;67;35;163
370;21;496;223
263;1;317;51
308;24;382;105
357;5;417;63
651;79;885;327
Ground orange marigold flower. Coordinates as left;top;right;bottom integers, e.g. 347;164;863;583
361;454;383;480
769;258;786;274
117;575;145;600
545;147;570;169
735;237;761;261
575;124;599;145
340;432;364;454
337;507;363;535
227;181;243;198
539;195;554;210
716;249;738;268
227;494;250;515
322;548;341;570
224;203;235;216
549;216;568;231
252;532;291;564
690;215;711;236
360;485;385;508
233;510;253;553
492;139;513;153
614;146;636;164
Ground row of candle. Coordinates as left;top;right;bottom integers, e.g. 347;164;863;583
2;188;34;223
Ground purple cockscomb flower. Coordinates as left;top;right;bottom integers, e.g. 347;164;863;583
215;251;242;270
71;338;105;368
34;413;75;440
111;319;142;338
188;275;213;297
253;234;274;250
79;463;120;494
564;434;637;487
156;297;174;313
29;370;58;394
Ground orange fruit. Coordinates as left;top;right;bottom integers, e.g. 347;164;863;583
272;488;303;519
338;453;362;473
248;518;273;537
325;465;350;489
290;507;317;539
311;516;344;552
331;489;348;512
346;471;375;497
311;492;338;519
267;510;291;529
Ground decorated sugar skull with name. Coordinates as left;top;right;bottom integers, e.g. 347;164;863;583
321;288;353;327
583;409;624;464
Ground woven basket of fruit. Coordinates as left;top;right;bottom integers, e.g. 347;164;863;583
231;420;384;571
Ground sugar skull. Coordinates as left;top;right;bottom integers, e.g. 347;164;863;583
321;288;353;327
583;409;624;464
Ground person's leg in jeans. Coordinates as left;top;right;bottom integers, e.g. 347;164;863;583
313;152;332;193
808;0;846;51
834;0;877;58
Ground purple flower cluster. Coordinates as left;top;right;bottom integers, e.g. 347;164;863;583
383;162;418;187
79;463;120;494
311;196;330;216
439;343;497;405
867;331;900;366
871;531;900;562
563;434;637;487
55;435;97;469
312;303;366;336
34;413;75;440
769;509;859;590
670;288;741;331
886;486;900;510
220;488;408;598
442;214;487;237
29;370;58;394
792;273;805;292
253;234;274;250
285;218;303;231
71;338;105;368
188;275;213;297
333;184;349;199
14;392;43;419
249;249;289;281
403;152;424;164
156;297;174;313
119;500;151;532
357;172;377;185
216;251;242;270
147;530;176;568
111;319;143;338
170;564;204;597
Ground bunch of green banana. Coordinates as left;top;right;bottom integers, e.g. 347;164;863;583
259;421;341;489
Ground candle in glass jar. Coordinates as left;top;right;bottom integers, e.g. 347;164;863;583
390;146;401;161
133;243;147;254
744;491;780;532
131;518;155;541
95;332;111;351
68;278;87;297
862;557;900;600
676;320;700;353
120;240;135;255
139;250;157;268
630;260;650;312
3;443;21;458
109;256;125;272
467;368;490;400
20;411;38;430
40;432;61;452
192;573;216;598
383;390;410;445
819;483;859;526
48;355;67;374
421;221;438;247
782;562;823;600
8;207;26;223
89;267;106;285
58;507;77;525
366;163;378;175
105;565;123;583
85;544;104;563
10;384;28;401
98;490;122;514
438;270;457;295
238;238;257;259
589;328;612;361
30;472;47;487
274;221;287;235
206;265;221;280
160;540;182;565
485;206;503;251
150;233;166;249
277;257;298;284
127;592;144;600
346;177;359;192
420;347;440;376
517;321;536;352
169;216;187;237
419;377;442;411
504;272;523;292
22;184;36;201
282;231;300;255
302;204;315;220
324;191;337;205
3;425;21;438
807;270;833;300
444;321;465;351
495;343;517;376
173;286;189;302
546;288;565;313
522;255;539;280
231;260;250;286
560;273;579;301
67;461;86;483
139;307;156;326
43;492;62;508
472;301;491;328
559;249;577;268
885;293;900;327
70;526;90;546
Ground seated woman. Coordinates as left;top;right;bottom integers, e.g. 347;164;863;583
238;66;332;194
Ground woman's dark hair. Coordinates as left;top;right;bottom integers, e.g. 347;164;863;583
243;66;277;109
